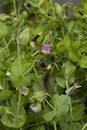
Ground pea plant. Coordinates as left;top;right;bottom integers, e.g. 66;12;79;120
0;0;87;130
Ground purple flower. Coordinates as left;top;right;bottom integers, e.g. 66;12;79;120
41;44;51;53
21;86;29;96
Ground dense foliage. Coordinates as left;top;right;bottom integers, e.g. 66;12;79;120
0;0;87;130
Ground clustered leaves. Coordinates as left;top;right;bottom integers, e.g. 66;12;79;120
0;0;87;130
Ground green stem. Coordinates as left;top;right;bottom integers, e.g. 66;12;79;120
18;0;23;17
3;37;10;55
24;121;46;129
3;77;6;90
13;0;17;17
33;66;39;78
47;93;56;104
17;41;22;75
22;59;37;76
55;83;58;93
61;21;65;39
45;99;55;111
81;123;87;130
47;93;54;100
42;100;46;109
17;88;21;117
66;80;69;90
54;63;60;71
32;50;40;57
50;0;55;18
54;121;57;130
66;80;72;119
22;65;33;76
0;38;11;54
16;20;22;117
69;96;72;119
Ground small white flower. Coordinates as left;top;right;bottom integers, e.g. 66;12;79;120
30;105;41;113
21;86;29;96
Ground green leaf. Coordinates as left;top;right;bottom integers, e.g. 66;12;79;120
69;48;79;62
72;104;84;121
62;61;76;84
66;83;82;95
60;121;82;130
39;0;44;6
56;34;70;54
56;41;66;53
1;109;26;128
43;111;56;121
53;94;70;120
32;125;45;130
0;22;8;37
56;76;66;88
82;0;87;13
69;40;81;62
54;2;63;19
82;0;87;4
1;95;26;128
68;21;75;32
64;34;70;50
19;27;30;45
0;59;7;87
0;90;12;101
29;91;47;102
0;13;11;21
0;106;7;115
33;76;45;92
28;0;39;7
79;56;87;68
10;57;32;87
